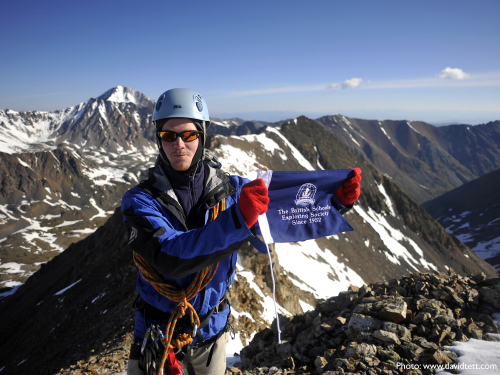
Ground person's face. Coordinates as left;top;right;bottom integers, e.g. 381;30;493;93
161;118;199;172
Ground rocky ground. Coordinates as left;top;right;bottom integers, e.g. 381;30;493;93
237;270;500;375
48;270;500;375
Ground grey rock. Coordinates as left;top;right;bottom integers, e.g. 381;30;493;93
312;313;323;327
335;317;346;326
281;357;295;370
423;350;454;365
344;342;377;359
416;325;431;336
314;323;334;337
412;312;431;325
378;349;401;363
479;287;500;310
323;349;336;362
314;356;328;369
390;285;407;297
436;315;455;325
400;342;424;361
356;342;377;358
276;342;293;360
373;330;401;345
353;297;407;324
348;313;382;333
432;288;452;302
415;282;426;293
381;322;412;343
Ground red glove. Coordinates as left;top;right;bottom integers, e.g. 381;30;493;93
238;179;269;228
166;349;183;375
335;168;362;206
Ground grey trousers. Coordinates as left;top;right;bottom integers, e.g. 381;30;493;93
127;331;230;375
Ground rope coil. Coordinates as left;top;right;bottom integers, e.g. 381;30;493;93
133;199;226;375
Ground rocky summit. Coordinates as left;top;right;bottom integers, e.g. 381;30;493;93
239;270;500;375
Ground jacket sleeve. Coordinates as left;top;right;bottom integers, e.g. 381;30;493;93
122;186;255;279
330;194;353;215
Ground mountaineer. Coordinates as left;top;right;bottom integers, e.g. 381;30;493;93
121;88;362;375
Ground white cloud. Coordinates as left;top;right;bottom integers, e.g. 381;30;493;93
326;83;339;89
439;67;471;80
365;71;500;90
342;78;364;89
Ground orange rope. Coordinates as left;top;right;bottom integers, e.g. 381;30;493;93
133;199;226;375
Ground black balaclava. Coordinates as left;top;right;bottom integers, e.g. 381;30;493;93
155;118;205;176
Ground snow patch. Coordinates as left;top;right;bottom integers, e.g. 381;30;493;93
0;262;26;274
274;240;364;300
438;333;500;375
54;279;82;296
353;206;438;272
406;121;422;135
299;300;315;312
377;183;396;216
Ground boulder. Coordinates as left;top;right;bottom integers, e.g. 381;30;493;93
348;313;382;333
373;330;401;345
479;287;500;310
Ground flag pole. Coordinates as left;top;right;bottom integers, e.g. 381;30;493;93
254;162;281;343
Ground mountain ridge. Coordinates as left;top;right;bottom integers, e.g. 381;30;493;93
0;107;498;373
2;87;499;289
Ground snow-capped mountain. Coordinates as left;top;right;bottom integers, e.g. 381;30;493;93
0;86;156;154
0;87;158;288
0;88;497;374
97;86;154;107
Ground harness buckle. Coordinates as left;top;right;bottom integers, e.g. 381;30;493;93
192;324;198;338
215;297;227;313
141;327;151;354
175;349;186;362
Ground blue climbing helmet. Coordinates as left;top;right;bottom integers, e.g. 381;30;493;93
153;88;210;131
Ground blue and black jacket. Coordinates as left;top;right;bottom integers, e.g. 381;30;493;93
121;150;264;344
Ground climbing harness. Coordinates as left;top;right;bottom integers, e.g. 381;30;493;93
133;199;226;375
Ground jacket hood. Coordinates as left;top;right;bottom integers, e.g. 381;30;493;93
149;149;231;208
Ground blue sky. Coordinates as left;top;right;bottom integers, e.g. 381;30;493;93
1;0;499;124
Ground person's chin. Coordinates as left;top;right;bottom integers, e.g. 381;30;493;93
171;161;191;172
169;156;191;171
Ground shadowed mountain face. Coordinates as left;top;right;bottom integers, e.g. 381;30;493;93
0;88;498;374
422;168;500;270
315;116;500;204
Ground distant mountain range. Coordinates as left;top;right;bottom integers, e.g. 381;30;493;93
1;86;499;290
422;168;500;269
315;116;500;204
0;88;498;372
1;86;499;373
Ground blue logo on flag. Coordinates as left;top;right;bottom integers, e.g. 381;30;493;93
295;183;316;206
